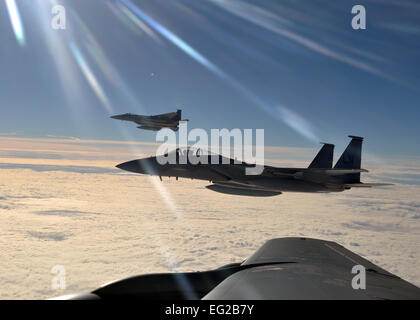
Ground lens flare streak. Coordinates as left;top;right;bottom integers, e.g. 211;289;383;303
115;0;162;44
278;107;319;142
69;42;113;114
118;0;319;142
5;0;25;46
119;0;226;80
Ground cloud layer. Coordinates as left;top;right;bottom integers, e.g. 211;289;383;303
0;137;419;299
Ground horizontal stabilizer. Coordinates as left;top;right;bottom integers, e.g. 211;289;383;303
310;168;369;175
344;183;394;188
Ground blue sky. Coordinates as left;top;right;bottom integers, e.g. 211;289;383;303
1;0;420;156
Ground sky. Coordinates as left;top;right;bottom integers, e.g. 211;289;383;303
0;0;420;156
0;0;420;299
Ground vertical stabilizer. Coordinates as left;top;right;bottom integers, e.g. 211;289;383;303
334;136;363;183
334;136;363;169
308;143;334;168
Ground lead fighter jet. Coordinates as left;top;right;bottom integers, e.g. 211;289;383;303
116;136;392;196
111;109;187;131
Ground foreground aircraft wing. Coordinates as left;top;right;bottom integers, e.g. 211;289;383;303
55;237;420;300
203;237;420;299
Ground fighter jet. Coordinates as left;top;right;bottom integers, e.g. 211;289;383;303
116;136;392;196
111;109;187;131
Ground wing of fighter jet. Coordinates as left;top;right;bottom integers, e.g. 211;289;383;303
206;182;282;197
55;237;420;300
343;183;394;188
136;125;179;132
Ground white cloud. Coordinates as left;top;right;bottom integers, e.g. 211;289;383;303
0;137;419;298
0;168;419;299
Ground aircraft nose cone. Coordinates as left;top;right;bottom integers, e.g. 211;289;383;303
115;161;131;171
116;160;142;173
116;158;157;175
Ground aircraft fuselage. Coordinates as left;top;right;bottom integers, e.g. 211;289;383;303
116;155;345;194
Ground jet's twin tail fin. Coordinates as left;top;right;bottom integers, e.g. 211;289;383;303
174;109;182;121
334;136;363;169
334;136;364;183
308;143;334;169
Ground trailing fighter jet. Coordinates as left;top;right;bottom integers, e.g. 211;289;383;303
116;136;392;196
111;109;187;131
